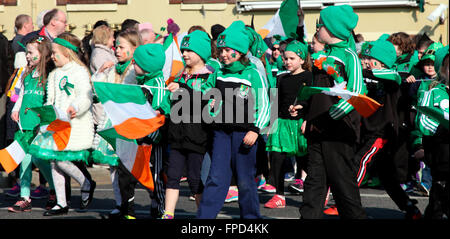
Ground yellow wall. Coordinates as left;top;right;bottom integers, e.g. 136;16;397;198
0;0;448;44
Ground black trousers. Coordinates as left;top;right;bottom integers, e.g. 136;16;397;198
166;148;204;194
300;140;367;219
269;152;307;195
423;135;449;219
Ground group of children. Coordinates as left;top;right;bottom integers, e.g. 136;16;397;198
3;4;449;220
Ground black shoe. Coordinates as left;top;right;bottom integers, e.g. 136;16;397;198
80;180;96;210
43;204;69;216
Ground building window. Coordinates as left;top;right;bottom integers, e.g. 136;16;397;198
169;0;235;4
0;0;18;6
57;0;127;5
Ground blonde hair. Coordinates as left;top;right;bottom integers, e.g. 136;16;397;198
56;32;91;75
92;25;113;46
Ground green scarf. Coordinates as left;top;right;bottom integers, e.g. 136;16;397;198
136;71;164;85
115;59;132;75
222;61;246;74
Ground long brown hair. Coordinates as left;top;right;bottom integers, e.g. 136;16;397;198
388;32;416;55
115;30;141;83
25;35;54;86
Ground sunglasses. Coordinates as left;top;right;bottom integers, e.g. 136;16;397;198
423;49;436;56
272;47;280;51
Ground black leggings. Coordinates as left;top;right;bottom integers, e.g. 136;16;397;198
166;149;204;194
269;152;307;195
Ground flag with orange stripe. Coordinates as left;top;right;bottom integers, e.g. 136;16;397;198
0;139;27;173
116;139;154;190
162;33;184;85
93;82;165;140
29;105;71;151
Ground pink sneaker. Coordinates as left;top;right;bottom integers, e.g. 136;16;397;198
224;187;239;203
264;195;286;209
259;184;276;193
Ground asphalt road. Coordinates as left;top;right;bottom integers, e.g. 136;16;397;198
0;167;430;220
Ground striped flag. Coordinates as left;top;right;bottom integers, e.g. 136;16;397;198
0;140;27;173
257;0;300;39
298;83;381;118
416;105;449;129
30;105;71;151
93;82;165;140
116;139;154;190
162;33;184;85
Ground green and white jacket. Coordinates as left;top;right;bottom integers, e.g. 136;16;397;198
416;83;449;136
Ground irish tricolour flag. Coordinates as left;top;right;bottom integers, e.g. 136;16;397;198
0;139;27;174
163;33;184;85
116;139;154;190
93;82;165;140
299;82;381;118
30;105;71;151
257;0;300;39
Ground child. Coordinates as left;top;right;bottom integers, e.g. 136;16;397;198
28;33;96;216
162;30;213;219
89;25;117;74
197;20;270;219
353;39;422;219
117;43;169;219
91;30;140;218
8;36;56;213
264;40;311;208
293;5;367;219
417;46;449;219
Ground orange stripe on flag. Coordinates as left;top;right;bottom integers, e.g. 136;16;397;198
47;120;71;151
257;29;270;39
131;145;154;191
348;94;382;118
0;149;19;174
167;60;184;85
114;114;165;139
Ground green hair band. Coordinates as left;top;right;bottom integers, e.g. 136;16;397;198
54;38;79;53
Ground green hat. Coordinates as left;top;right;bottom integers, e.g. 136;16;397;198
134;43;166;73
378;34;390;41
434;45;449;73
320;5;358;40
180;30;212;62
367;40;397;68
245;26;268;58
217;21;250;54
285;40;308;59
421;42;445;62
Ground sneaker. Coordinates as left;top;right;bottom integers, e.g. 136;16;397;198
45;193;57;210
324;187;331;207
264;195;286;209
224;188;239;203
405;199;422;220
417;182;430;197
8;198;32;213
5;183;20;197
401;181;415;193
31;186;49;199
324;205;339;215
284;172;295;182
259;184;276;193
161;212;174;219
124;215;136;219
189;194;196;201
288;179;304;194
256;176;266;190
180;177;187;182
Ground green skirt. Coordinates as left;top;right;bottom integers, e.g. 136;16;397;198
266;118;307;157
91;118;119;166
14;130;37;153
28;131;90;164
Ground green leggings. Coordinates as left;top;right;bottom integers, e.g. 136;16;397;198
20;154;54;198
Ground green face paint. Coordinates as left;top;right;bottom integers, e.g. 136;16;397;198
32;56;39;61
116;38;121;47
231;50;237;58
127;51;130;57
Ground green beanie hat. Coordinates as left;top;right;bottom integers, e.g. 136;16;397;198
180;30;212;62
434;45;449;73
421;42;445;62
367;40;397;69
245;26;268;58
217;20;250;54
134;43;166;73
320;5;358;40
285;40;308;59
